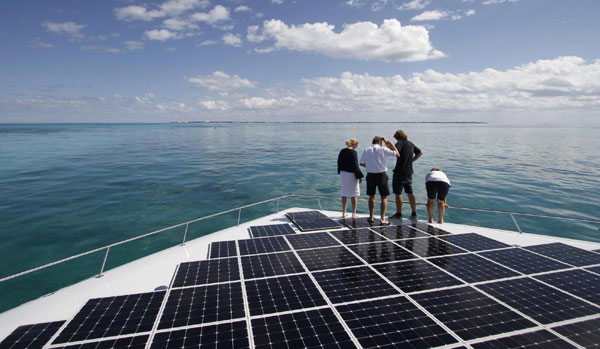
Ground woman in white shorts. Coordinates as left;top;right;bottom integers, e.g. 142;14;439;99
337;138;364;218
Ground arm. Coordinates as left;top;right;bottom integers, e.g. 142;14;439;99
351;150;364;179
413;151;423;162
383;138;400;158
337;151;342;174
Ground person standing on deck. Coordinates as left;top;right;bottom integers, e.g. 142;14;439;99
337;138;363;219
390;129;423;221
360;136;400;225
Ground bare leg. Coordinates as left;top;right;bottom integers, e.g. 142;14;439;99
342;197;348;218
351;197;358;218
395;194;403;214
408;193;417;214
426;199;435;223
368;195;375;220
437;200;446;224
381;196;388;222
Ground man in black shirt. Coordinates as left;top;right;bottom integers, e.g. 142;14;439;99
390;130;423;220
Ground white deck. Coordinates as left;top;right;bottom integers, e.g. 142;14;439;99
1;208;599;339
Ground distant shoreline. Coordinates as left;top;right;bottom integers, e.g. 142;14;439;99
171;121;488;124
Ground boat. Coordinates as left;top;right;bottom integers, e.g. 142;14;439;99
1;193;599;348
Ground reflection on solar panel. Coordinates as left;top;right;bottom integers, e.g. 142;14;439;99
0;321;65;349
172;257;239;288
58;335;149;349
312;266;399;303
209;240;237;259
285;211;327;220
372;225;430;240
394;237;467;257
552;318;600;348
347;241;417;264
525;242;600;266
53;292;165;344
476;277;599;324
428;253;520;283
479;248;571;274
587;265;600;275
285;232;339;250
296;246;364;271
249;224;296;238
374;259;463;293
412;223;451;236
337;296;457;348
412;286;536;341
330;228;386;245
340;217;385;229
241;252;304;279
245;274;326;316
158;283;245;330
534;269;600;305
152;321;249;348
471;330;574;349
292;218;341;231
444;233;510;251
238;236;290;255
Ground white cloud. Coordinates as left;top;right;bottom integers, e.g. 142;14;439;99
43;21;86;40
125;40;144;50
187;71;257;93
483;0;520;4
234;6;251;12
135;92;155;104
411;10;448;21
115;0;208;21
145;29;180;41
29;38;53;48
222;33;242;47
198;39;217;46
272;0;284;4
81;45;120;53
248;18;444;62
163;18;198;31
190;5;230;24
197;100;230;110
398;0;430;10
115;5;164;21
466;9;476;16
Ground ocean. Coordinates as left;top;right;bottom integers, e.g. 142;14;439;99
1;123;599;312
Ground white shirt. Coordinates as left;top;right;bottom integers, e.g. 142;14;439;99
425;170;451;186
360;144;397;173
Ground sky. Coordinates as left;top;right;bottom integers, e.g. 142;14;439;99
1;0;599;124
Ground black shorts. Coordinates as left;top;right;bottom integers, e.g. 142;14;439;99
366;172;390;197
426;181;450;201
393;174;413;195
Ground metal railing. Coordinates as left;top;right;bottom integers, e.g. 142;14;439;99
1;192;599;285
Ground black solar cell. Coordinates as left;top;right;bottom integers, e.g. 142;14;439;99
525;243;600;267
312;266;400;303
340;217;387;229
471;330;575;349
209;240;237;259
372;225;430;240
0;321;65;349
245;274;326;316
296;246;364;271
347;241;417;264
293;218;341;231
552;318;600;348
329;228;386;245
411;286;536;341
412;222;451;236
394;237;468;257
587;266;600;275
374;259;463;293
56;335;149;348
285;211;327;220
241;252;304;279
534;269;600;305
151;321;249;348
479;248;571;274
476;277;599;324
428;253;520;283
251;308;356;349
285;232;340;250
158;283;245;329
53;292;165;344
172;258;239;288
336;296;457;348
444;233;511;251
238;236;290;255
249;224;296;238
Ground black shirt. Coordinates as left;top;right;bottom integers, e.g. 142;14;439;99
337;148;364;179
393;140;421;177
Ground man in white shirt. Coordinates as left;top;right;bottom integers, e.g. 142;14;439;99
360;136;400;225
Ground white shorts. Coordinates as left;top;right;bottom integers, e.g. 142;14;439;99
340;171;360;197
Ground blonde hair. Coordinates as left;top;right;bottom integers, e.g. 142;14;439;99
345;138;358;148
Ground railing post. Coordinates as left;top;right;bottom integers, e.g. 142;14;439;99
181;222;189;246
510;213;523;234
317;198;322;210
97;247;110;278
237;208;242;226
276;199;280;213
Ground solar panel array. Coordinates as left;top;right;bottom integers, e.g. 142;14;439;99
3;210;600;349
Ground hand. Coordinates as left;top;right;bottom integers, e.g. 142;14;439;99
359;178;363;183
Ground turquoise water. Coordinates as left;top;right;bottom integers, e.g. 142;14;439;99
1;123;599;312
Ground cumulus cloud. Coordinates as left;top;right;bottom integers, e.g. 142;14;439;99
483;0;520;4
125;40;144;50
190;5;230;24
247;18;444;62
81;45;120;53
398;0;430;10
411;10;448;21
187;71;257;93
222;33;242;47
145;29;180;41
163;18;198;31
234;6;251;12
43;21;86;40
115;0;209;21
272;0;284;4
29;38;53;48
198;40;217;46
197;100;230;110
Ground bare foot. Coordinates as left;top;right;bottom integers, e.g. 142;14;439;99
380;220;391;225
428;219;433;223
352;213;357;219
438;220;444;224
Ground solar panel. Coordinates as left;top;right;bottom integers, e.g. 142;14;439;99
152;321;249;348
209;240;237;259
411;222;451;236
587;265;600;275
594;249;600;254
238;236;290;255
329;228;386;245
57;335;149;348
372;225;430;240
411;286;536;341
158;282;245;330
551;317;600;348
374;259;464;293
534;269;600;305
428;253;520;283
285;210;327;220
470;330;574;349
292;218;341;231
241;252;304;279
312;266;400;304
340;217;386;229
443;233;511;251
479;248;571;274
347;241;418;264
53;292;165;344
285;232;340;250
476;277;599;324
172;257;239;288
525;242;600;266
336;296;458;348
249;224;296;238
296;246;364;271
245;274;327;316
251;308;356;349
394;237;468;258
0;321;65;349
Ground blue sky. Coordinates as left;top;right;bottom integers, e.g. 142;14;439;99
1;0;599;123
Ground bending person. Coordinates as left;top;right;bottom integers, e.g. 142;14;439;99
337;138;363;218
425;168;451;223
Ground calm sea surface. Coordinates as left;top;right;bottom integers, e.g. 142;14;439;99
1;123;599;311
